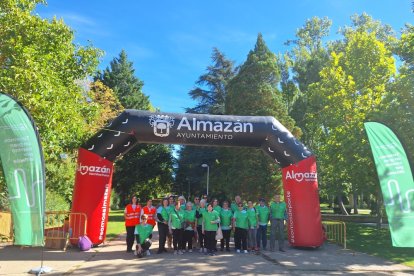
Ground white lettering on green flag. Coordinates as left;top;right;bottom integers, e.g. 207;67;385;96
0;93;45;246
365;122;414;247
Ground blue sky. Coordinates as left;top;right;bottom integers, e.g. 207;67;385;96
36;1;413;113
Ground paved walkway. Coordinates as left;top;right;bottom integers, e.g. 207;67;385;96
1;228;414;276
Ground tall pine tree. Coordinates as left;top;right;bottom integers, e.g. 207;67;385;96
175;48;235;198
97;51;174;203
223;34;300;200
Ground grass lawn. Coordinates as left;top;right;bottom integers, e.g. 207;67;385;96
106;210;125;240
346;222;414;267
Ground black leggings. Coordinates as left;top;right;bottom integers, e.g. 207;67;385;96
126;226;135;251
135;236;152;251
197;225;205;248
182;230;194;250
204;230;216;252
220;229;231;249
157;222;168;250
234;227;248;251
172;228;183;250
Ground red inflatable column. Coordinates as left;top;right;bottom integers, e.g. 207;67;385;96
282;156;324;247
71;148;114;245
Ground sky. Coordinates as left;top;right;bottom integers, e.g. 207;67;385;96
36;1;413;113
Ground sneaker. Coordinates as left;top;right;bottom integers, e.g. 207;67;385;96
174;250;178;255
220;248;224;251
133;250;138;256
209;252;216;256
178;250;184;255
244;250;248;254
146;250;151;256
188;249;192;253
199;248;203;253
203;248;207;253
236;249;241;253
157;250;163;254
279;248;286;252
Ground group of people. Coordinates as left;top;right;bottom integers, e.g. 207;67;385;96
124;194;287;258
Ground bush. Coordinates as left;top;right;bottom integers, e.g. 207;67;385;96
46;189;69;211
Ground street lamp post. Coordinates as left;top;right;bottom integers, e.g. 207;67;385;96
201;164;210;196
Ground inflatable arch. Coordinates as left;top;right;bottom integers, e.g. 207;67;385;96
71;110;324;247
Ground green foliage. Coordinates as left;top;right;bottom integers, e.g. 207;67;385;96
223;34;300;200
176;48;236;198
98;50;151;110
98;51;174;204
187;48;236;115
45;189;69;211
0;0;103;197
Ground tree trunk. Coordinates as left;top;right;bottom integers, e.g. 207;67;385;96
338;194;349;215
353;192;359;214
376;191;383;229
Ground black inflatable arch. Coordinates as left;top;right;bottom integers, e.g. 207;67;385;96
85;110;312;165
71;110;323;247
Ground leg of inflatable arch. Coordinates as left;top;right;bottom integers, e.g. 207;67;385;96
282;156;324;247
71;148;113;245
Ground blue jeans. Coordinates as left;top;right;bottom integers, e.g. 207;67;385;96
256;224;268;249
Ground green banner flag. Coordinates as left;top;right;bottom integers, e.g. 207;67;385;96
364;122;414;247
0;93;45;246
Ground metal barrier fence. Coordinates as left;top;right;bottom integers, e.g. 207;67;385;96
322;221;346;249
44;211;87;250
0;211;13;242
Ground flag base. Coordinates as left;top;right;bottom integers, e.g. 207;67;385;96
28;266;52;275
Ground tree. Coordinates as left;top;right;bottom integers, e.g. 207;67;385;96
175;48;236;198
223;34;300;200
307;29;396;214
186;48;236;114
0;0;103;199
284;17;332;150
98;51;174;203
99;50;150;110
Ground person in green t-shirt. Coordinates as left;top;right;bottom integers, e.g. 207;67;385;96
156;198;170;254
256;198;270;250
269;194;287;252
233;203;249;253
247;200;259;252
182;202;196;252
220;201;233;252
212;198;222;213
196;199;207;252
231;195;243;213
202;204;220;256
169;201;185;255
134;214;153;258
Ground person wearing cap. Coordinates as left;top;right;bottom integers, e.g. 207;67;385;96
256;198;270;251
167;195;175;249
233;202;249;253
219;200;233;251
269;194;287;252
134;214;153;258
